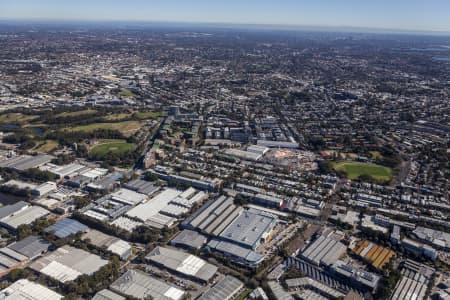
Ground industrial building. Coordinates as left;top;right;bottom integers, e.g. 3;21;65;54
93;289;125;300
149;168;221;192
30;245;108;283
0;279;62;300
44;218;89;239
0;202;49;232
207;238;265;268
331;260;381;292
218;209;277;250
223;148;263;161
110;269;185;300
170;229;208;250
198;275;244;300
81;189;143;222
413;226;450;250
127;187;207;229
124;179;160;195
352;240;396;269
86;172;123;193
285;277;345;299
183;195;276;267
0;154;54;172
182;195;243;236
401;237;438;260
256;140;299;149
0;236;51;276
83;229;132;260
145;246;217;283
110;216;142;232
267;281;294;300
31;181;57;196
390;260;434;300
300;233;347;266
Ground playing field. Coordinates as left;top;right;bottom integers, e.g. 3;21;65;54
90;139;136;156
64;120;142;136
332;161;392;181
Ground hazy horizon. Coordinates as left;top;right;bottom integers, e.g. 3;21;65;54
1;0;450;34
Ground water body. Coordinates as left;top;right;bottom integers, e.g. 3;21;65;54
33;127;45;135
1;124;19;130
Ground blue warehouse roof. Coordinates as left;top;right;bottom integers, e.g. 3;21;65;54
45;218;88;239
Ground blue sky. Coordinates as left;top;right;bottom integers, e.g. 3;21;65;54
1;0;449;32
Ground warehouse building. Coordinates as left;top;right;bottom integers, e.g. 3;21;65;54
93;289;125;300
412;226;450;250
182;195;275;267
31;181;57;197
256;140;299;149
223;148;263;161
86;172;123;193
44;218;89;239
267;281;294;300
218;209;277;250
182;195;243;236
0;204;49;232
198;275;244;300
83;229;132;260
110;217;142;232
149;168;221;192
170;229;208;250
206;238;265;268
0;236;51;276
110;269;185;300
0;279;62;300
331;260;381;292
285;277;345;299
300;233;347;266
146;246;217;283
0;154;54;172
352;240;396;269
44;163;87;179
81;189;144;222
124;179;160;195
390;260;434;300
127;187;206;229
30;245;108;283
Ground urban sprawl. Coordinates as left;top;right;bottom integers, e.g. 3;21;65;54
0;24;448;300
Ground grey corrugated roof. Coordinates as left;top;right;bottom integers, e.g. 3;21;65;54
198;275;243;300
170;230;207;249
0;201;29;220
93;289;125;300
8;236;51;259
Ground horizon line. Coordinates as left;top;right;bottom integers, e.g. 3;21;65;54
1;18;450;37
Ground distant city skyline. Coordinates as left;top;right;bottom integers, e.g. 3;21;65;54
1;0;450;33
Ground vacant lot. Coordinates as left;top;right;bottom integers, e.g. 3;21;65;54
332;161;392;181
55;109;97;118
0;113;38;124
135;111;162;119
90;139;136;156
34;140;59;153
64;120;142;136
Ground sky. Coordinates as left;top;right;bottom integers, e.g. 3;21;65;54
1;0;450;33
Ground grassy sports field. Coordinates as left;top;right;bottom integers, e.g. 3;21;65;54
332;161;392;181
89;139;136;156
